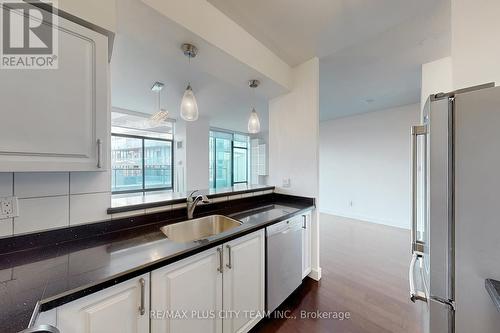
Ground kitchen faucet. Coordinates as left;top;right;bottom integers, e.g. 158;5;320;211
186;190;210;219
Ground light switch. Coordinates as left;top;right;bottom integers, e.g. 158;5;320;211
282;178;291;188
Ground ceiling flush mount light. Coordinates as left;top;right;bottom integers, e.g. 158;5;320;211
248;79;261;134
150;81;169;124
180;43;199;121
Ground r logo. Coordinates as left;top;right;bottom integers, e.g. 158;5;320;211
1;0;58;68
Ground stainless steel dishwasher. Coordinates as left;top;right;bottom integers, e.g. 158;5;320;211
266;217;303;312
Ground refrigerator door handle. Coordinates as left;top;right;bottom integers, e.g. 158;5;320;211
410;125;427;254
409;252;427;303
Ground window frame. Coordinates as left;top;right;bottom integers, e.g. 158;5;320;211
111;133;174;194
231;143;248;185
209;130;249;189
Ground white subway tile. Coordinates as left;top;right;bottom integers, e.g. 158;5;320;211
0;173;13;196
14;196;69;234
0;219;13;238
70;171;111;194
14;172;69;198
70;192;111;225
112;209;146;220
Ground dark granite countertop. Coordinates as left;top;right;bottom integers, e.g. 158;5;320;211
109;184;275;214
485;279;500;312
0;193;313;333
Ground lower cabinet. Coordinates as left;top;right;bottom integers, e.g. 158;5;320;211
151;229;265;333
301;212;312;279
223;230;265;333
151;247;223;333
36;229;266;333
57;274;150;333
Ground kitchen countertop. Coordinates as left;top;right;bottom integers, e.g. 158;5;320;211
485;279;500;312
0;195;313;333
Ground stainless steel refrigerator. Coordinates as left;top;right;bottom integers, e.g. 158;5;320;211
409;83;500;333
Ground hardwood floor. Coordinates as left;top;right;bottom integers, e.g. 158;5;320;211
252;214;423;333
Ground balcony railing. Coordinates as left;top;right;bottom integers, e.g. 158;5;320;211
112;167;172;193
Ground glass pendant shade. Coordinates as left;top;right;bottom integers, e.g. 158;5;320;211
180;84;199;121
248;108;261;134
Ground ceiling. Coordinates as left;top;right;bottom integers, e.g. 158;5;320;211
208;0;451;120
111;0;286;133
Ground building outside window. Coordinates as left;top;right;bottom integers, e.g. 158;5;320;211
209;130;250;189
111;110;174;193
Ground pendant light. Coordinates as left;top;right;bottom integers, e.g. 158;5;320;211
150;81;169;125
180;43;199;121
247;79;261;134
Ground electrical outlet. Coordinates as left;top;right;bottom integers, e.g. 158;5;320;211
0;196;19;219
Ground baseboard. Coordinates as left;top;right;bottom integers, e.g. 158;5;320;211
319;209;410;231
308;267;322;281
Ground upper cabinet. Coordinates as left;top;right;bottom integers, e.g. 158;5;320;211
0;4;110;172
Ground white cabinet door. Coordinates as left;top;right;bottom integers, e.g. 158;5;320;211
57;274;149;333
223;230;265;333
301;213;312;279
0;5;109;172
151;247;223;333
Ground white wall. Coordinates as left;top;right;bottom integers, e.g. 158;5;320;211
269;57;321;280
184;117;210;191
421;57;453;110
422;1;500;102
319;104;420;229
174;117;210;192
174;121;187;193
452;0;500;89
269;58;319;197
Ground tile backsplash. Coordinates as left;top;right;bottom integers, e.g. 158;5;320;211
0;171;111;238
0;172;274;238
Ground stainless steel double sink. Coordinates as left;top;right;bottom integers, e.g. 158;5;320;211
160;215;242;243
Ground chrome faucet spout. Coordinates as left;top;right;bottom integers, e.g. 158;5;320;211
187;191;210;219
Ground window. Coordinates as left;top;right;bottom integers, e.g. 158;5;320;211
111;110;174;193
209;130;249;189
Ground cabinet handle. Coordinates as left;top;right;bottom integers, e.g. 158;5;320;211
226;245;232;269
217;247;223;273
302;215;307;229
139;278;146;316
96;139;102;169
